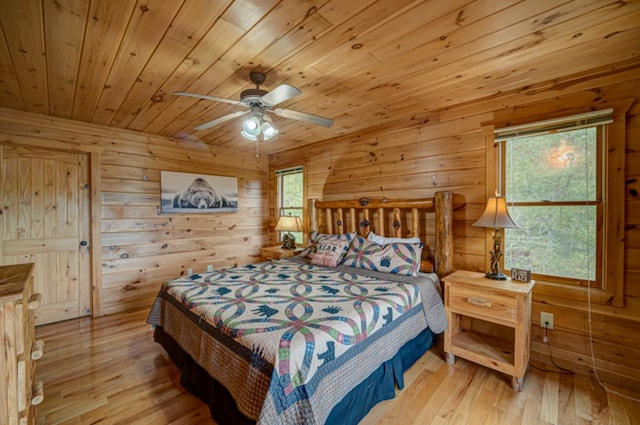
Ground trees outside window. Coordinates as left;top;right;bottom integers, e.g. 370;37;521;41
277;167;304;244
503;127;601;286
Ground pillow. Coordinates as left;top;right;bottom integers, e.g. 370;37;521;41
367;231;421;245
299;231;357;258
341;236;422;276
310;239;349;267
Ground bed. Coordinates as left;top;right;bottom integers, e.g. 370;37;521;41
147;191;453;425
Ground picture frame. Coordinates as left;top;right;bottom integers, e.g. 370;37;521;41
161;171;238;214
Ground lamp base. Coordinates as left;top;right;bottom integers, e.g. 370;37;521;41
485;272;508;280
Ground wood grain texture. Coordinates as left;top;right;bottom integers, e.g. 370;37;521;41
34;309;640;425
0;0;638;154
0;108;268;317
268;71;640;393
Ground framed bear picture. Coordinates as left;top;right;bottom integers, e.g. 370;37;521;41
160;171;238;214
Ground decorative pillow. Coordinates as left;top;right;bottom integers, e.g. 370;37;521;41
299;231;357;258
341;236;422;276
367;231;421;245
310;239;349;267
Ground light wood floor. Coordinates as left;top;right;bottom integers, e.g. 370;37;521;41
35;309;640;425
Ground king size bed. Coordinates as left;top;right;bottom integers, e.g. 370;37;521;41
147;191;453;425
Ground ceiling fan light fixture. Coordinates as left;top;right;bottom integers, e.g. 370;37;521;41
240;130;258;141
261;115;278;141
242;114;261;136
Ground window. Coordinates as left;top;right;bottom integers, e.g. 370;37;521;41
276;166;304;243
495;109;612;288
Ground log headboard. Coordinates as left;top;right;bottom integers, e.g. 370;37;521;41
309;191;453;278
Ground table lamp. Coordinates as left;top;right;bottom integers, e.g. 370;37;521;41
275;215;303;249
473;195;518;280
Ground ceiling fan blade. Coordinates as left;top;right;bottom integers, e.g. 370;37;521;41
174;91;243;106
274;108;334;128
261;84;301;106
194;110;249;131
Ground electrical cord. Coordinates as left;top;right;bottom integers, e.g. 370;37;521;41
536;322;573;375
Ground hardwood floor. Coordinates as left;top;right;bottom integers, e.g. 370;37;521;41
35;310;640;425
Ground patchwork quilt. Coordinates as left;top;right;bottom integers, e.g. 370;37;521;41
147;257;446;425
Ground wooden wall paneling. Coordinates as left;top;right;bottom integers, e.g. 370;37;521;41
267;73;640;392
110;0;231;129
0;29;24;109
43;0;88;118
129;17;246;133
0;108;267;318
91;0;184;125
0;0;47;114
352;1;639;113
159;0;330;137
72;0;137;121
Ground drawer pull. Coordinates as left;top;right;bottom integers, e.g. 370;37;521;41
28;293;42;310
32;381;44;406
31;339;45;360
467;297;492;308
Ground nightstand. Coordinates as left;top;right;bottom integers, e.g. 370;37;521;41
261;245;302;261
443;270;535;390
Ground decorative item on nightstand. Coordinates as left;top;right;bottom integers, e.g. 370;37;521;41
275;214;303;249
473;195;518;280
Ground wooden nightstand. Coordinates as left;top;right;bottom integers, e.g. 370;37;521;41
443;270;535;391
261;245;302;261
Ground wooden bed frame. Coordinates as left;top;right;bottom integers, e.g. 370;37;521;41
309;191;453;278
149;191;454;425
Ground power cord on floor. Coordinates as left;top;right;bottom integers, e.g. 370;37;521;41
532;322;574;375
586;280;640;402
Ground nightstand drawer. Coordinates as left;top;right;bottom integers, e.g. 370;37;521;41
447;283;517;324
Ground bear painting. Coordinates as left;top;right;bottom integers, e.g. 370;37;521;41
173;178;231;209
161;171;238;214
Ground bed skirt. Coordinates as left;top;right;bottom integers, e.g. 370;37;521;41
153;325;436;425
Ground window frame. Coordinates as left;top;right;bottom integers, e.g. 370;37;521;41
500;125;605;288
275;166;305;244
482;101;630;307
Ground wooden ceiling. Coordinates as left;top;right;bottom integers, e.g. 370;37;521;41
1;0;639;154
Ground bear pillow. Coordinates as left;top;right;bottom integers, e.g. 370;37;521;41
310;239;350;268
299;231;357;258
341;235;422;276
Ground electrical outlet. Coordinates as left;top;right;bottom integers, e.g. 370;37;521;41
540;312;554;329
187;268;193;276
206;265;213;272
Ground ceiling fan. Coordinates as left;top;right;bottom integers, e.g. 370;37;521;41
174;71;334;141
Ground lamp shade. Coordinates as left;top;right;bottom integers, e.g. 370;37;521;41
473;196;518;229
275;215;303;232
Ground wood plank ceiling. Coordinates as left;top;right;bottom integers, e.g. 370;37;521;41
0;0;638;155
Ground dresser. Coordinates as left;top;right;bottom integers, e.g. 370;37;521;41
0;263;43;425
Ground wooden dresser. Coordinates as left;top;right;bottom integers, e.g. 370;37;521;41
0;263;44;425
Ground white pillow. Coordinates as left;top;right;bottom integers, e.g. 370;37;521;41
367;231;421;245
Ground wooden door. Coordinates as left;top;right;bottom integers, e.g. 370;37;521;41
0;145;91;325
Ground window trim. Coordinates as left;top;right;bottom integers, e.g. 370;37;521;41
501;126;604;288
481;100;631;307
275;166;305;244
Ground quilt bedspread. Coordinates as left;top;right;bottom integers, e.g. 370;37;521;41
147;258;446;424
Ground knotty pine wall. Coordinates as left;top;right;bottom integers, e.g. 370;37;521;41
0;108;268;316
268;68;640;391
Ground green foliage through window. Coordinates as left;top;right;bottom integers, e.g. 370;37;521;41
277;168;304;244
503;127;600;282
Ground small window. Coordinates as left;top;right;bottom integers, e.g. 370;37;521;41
276;166;304;243
495;109;612;288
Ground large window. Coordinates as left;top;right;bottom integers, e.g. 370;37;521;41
276;166;304;243
496;110;612;287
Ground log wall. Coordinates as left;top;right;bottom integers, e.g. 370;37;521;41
268;68;640;392
0;108;268;316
